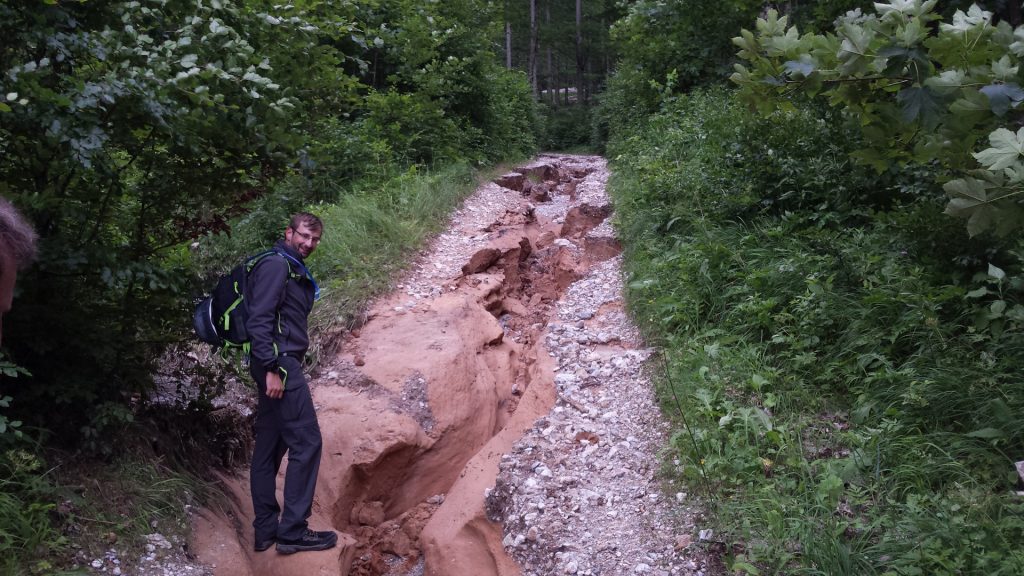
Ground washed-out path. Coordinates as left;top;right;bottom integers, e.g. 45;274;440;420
183;154;716;576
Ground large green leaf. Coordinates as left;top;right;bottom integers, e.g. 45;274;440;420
923;69;965;94
837;22;876;75
878;45;932;79
897;85;943;128
783;58;816;78
940;5;993;34
974;127;1024;170
991;55;1018;80
765;26;801;57
979;82;1024;116
944;173;995;210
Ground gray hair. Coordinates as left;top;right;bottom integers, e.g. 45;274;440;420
0;197;38;273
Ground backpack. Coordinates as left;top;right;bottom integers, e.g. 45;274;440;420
193;250;319;349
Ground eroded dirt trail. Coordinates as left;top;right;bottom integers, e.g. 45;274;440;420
190;155;708;576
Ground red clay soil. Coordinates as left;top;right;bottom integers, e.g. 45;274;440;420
190;156;610;576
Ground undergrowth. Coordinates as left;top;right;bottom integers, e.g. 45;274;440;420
0;440;205;575
609;87;1024;575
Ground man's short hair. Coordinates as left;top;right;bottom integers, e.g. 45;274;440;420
0;197;38;274
289;212;323;232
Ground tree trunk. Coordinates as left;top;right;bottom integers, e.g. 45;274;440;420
552;52;559;108
575;0;583;104
529;0;538;99
563;65;569;106
546;0;555;106
505;20;512;69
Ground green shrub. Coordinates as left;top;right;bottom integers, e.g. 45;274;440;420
611;86;1024;573
538;104;596;152
476;68;539;160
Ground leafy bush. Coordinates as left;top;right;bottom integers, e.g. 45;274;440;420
610;0;763;92
610;87;1024;573
732;2;1024;237
476;68;540;160
538;104;596;152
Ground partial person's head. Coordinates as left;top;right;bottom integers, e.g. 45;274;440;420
0;197;38;348
284;212;323;259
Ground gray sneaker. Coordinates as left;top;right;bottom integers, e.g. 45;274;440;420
275;529;338;554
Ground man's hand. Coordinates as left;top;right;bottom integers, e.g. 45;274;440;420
265;371;285;399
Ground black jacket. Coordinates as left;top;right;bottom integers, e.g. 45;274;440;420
244;240;316;374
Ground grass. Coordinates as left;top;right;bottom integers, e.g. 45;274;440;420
0;442;207;575
305;161;487;359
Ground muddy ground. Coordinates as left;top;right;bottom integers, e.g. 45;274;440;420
187;155;714;576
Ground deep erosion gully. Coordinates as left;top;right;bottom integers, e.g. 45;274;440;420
191;155;618;576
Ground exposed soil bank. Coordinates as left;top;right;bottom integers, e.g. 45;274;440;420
191;155;621;576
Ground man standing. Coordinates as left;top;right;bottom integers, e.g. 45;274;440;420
0;197;37;348
245;212;337;554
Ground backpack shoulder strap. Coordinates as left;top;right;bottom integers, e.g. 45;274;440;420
244;249;282;274
273;251;321;301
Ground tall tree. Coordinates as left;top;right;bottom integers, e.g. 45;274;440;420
505;0;513;69
546;0;556;105
529;0;538;98
576;0;584;103
506;20;513;69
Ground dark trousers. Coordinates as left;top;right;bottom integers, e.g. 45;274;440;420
249;354;323;542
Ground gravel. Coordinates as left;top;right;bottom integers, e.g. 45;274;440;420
483;155;715;576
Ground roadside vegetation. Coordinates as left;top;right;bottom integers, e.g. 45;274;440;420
602;1;1024;574
0;0;536;571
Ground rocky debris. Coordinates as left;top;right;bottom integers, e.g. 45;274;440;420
563;180;578;200
530;183;552;203
561;203;613;239
462;247;502;274
485;157;714;576
80;531;211;576
394;373;435;434
494;172;527;192
518;161;559;183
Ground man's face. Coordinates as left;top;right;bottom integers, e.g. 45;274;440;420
284;222;322;259
0;255;16;349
